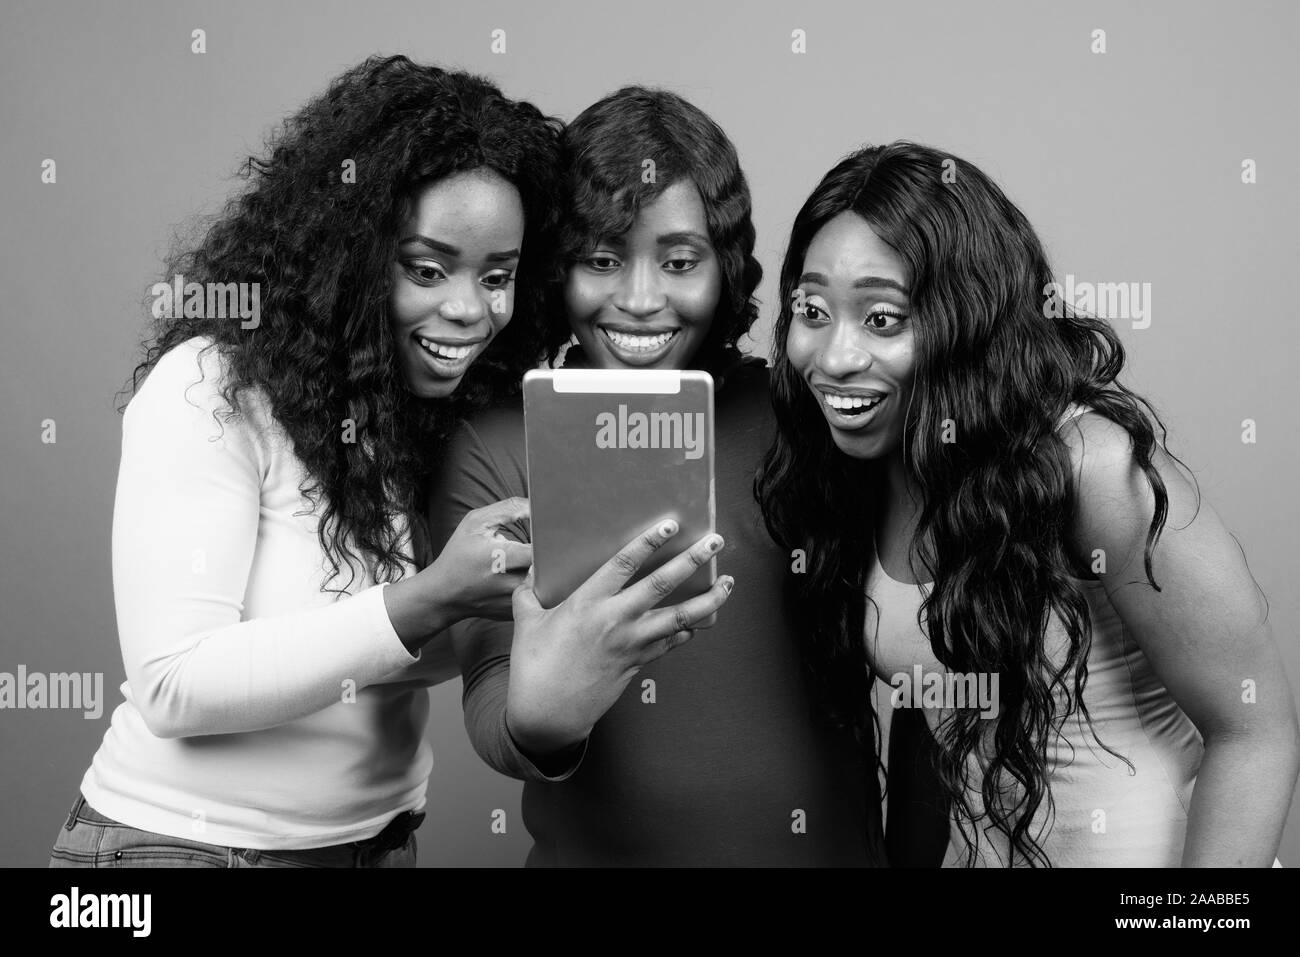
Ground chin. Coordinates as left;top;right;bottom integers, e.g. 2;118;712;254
827;426;887;461
408;376;462;400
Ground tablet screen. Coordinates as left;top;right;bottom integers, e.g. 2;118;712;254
523;368;716;612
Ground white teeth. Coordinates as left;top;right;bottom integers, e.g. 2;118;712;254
419;337;473;361
824;393;883;412
604;329;676;351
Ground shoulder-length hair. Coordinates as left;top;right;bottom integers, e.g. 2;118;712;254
545;86;762;376
757;141;1178;866
127;55;563;590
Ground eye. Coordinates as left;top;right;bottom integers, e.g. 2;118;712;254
584;255;620;272
866;309;906;331
797;298;829;324
664;257;699;272
403;260;446;285
481;271;515;289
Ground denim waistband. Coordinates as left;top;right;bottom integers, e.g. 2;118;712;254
67;793;423;863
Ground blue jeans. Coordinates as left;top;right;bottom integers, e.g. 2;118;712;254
49;794;419;868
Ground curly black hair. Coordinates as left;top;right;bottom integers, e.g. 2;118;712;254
758;142;1184;866
124;55;562;590
544;86;762;375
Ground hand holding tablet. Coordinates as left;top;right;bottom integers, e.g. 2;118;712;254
504;367;736;757
506;517;735;758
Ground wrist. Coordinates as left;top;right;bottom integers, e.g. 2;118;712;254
384;575;454;651
419;559;466;633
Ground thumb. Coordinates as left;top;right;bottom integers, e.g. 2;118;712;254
512;566;542;619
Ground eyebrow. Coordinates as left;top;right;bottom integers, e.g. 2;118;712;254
591;231;711;249
658;231;712;247
798;272;909;295
398;235;520;262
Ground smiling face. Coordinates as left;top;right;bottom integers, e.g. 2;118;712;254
389;169;525;399
565;179;721;370
786;211;917;461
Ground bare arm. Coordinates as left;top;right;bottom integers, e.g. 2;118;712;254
1062;412;1300;867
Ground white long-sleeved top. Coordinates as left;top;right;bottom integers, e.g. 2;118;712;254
80;336;458;849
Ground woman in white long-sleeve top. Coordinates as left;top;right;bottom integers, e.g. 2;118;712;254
49;55;562;868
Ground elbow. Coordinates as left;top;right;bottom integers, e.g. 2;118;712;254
1203;714;1300;782
128;670;202;740
135;699;192;740
136;707;186;740
1266;707;1300;779
1285;719;1300;783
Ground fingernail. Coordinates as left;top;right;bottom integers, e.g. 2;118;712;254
660;520;679;537
706;534;724;553
719;575;734;594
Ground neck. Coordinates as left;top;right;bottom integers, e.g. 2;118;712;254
875;443;930;580
882;444;918;511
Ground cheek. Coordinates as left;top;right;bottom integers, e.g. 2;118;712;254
564;273;601;321
784;322;818;372
883;337;918;390
674;268;723;327
388;276;430;329
490;288;516;330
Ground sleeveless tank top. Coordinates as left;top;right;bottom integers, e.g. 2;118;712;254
865;404;1204;866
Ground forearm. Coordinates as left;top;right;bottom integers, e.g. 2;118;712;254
1182;728;1300;866
125;583;417;738
383;573;455;651
459;622;588;783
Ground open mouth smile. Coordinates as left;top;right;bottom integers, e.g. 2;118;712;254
415;334;483;376
598;326;680;365
816;387;887;430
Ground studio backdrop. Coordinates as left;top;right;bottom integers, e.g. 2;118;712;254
2;0;1296;866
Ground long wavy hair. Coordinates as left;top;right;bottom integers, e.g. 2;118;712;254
544;86;762;378
124;55;562;590
757;141;1182;866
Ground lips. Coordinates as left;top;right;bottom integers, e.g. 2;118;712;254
417;335;482;360
597;326;680;366
813;384;889;431
413;333;485;379
601;327;678;351
823;393;884;413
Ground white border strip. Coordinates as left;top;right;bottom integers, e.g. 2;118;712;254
542;369;682;394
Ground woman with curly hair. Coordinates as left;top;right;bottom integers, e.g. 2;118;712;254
428;88;886;866
757;141;1300;867
48;55;562;868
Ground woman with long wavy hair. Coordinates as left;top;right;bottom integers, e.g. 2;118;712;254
757;141;1300;867
49;55;562;868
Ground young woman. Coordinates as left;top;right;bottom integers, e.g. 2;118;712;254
49;56;562;868
428;88;886;866
757;141;1300;867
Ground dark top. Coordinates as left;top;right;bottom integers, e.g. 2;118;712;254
428;358;886;866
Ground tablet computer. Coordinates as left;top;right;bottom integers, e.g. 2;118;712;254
523;368;716;619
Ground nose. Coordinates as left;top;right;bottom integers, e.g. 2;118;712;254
818;319;873;379
437;275;489;325
613;258;667;318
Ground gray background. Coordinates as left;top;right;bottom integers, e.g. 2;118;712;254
2;0;1296;866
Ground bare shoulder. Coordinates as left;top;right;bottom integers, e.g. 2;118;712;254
1057;410;1142;476
1058;409;1200;548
